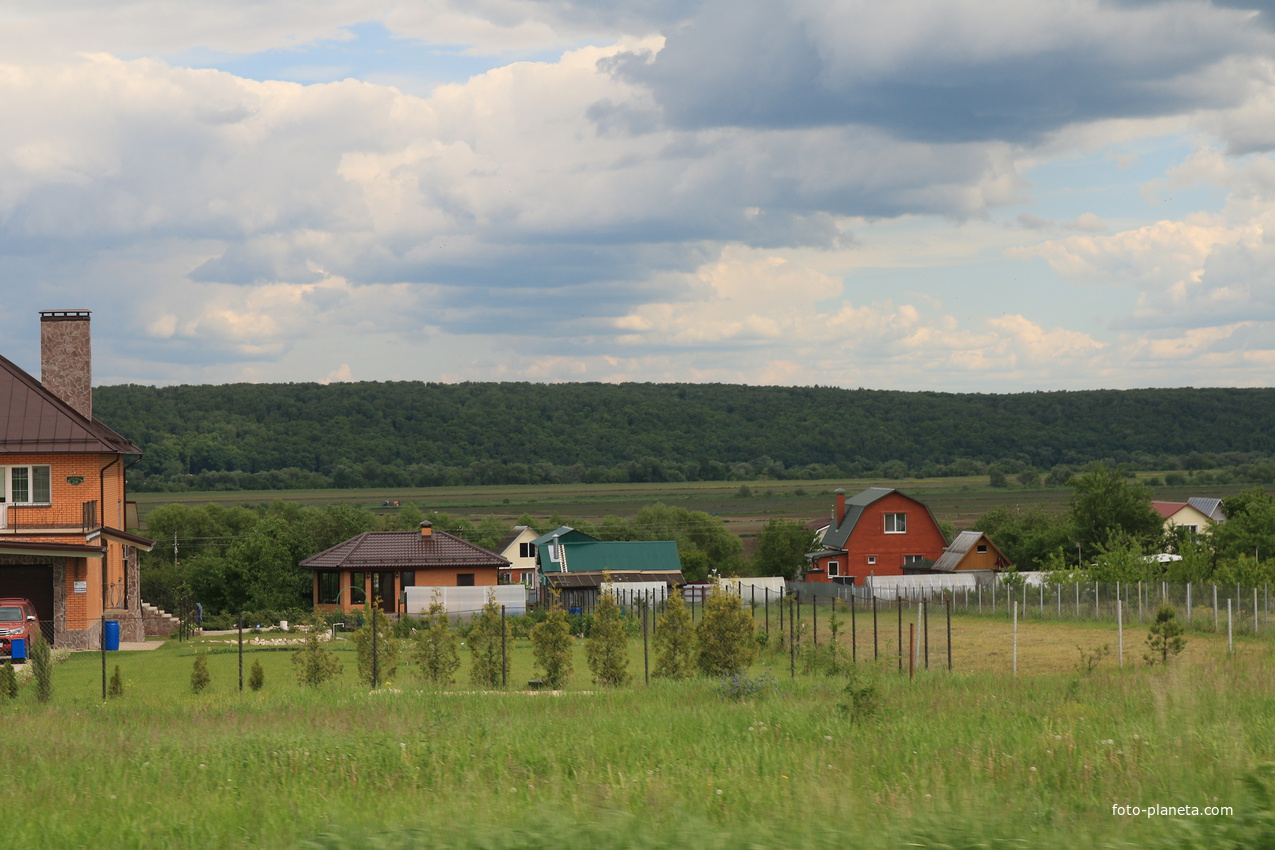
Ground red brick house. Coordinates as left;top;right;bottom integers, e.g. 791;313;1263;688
301;521;510;614
804;487;948;585
0;311;154;648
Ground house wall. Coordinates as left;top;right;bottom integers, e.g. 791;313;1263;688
1163;505;1212;534
313;565;500;614
811;492;948;585
499;530;540;589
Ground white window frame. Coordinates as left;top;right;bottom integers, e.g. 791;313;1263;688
0;465;52;506
867;555;876;565
904;555;925;564
884;513;907;534
827;561;840;577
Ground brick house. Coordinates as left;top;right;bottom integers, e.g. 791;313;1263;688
301;521;510;614
803;487;948;585
0;311;154;648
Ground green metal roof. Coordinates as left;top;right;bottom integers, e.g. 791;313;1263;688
541;539;681;574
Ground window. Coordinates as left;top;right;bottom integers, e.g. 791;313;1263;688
0;465;51;505
498;571;512;585
349;572;365;604
519;541;536;559
401;571;415;588
867;556;876;565
457;574;476;587
977;544;987;554
318;573;341;605
884;513;906;533
904;555;925;564
827;561;840;577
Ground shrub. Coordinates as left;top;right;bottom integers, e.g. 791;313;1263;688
837;664;882;723
469;594;510;688
292;633;342;687
530;599;573;689
248;660;265;691
1145;603;1186;665
653;589;696;680
412;597;460;685
714;669;777;701
696;583;758;677
30;632;53;703
108;664;124;697
586;586;630;687
190;651;210;694
352;603;399;687
0;661;16;699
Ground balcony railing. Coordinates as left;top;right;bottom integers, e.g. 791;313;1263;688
0;500;100;533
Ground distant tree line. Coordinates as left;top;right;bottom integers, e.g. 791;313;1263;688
91;382;1275;492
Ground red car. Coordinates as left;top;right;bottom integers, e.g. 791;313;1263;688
0;598;39;663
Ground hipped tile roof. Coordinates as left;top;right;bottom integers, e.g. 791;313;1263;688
299;529;510;570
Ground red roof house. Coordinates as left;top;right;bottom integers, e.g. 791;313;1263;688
803;487;948;585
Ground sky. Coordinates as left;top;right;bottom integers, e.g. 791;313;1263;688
2;0;1275;392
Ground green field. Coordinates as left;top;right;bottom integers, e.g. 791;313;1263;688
6;614;1274;849
129;475;1251;544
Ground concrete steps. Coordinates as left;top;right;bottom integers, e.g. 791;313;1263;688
141;602;181;637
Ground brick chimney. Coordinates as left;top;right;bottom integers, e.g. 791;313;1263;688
420;521;433;538
40;310;93;420
834;488;846;526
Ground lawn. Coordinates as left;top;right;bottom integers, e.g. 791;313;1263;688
5;615;1274;849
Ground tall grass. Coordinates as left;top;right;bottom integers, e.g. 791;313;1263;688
5;631;1275;848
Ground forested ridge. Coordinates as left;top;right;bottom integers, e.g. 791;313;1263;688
92;382;1275;491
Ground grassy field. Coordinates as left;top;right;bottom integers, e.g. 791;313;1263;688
6;614;1274;849
130;475;1252;544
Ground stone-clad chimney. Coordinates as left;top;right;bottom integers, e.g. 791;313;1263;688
40;310;93;420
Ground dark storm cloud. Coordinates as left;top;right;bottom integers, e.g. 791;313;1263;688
611;0;1272;143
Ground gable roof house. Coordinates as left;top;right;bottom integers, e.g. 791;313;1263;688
492;525;540;591
1;311;155;649
532;526;683;608
804;488;948;585
1152;501;1216;537
930;531;1012;574
301;521;510;614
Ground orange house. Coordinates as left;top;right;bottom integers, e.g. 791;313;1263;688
0;311;154;648
804;487;948;585
301;521;510;614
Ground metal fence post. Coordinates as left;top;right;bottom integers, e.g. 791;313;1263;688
501;605;507;689
238;612;244;692
101;615;107;701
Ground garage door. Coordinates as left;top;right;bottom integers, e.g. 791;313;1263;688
0;564;55;641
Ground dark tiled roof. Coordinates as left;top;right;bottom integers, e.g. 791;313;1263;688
0;354;141;454
299;529;510;570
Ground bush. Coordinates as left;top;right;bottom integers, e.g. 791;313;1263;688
696;583;758;677
586;586;630;687
352;604;399;687
292;633;342;687
190;651;210;694
1145;603;1186;665
530;601;574;689
248;660;265;691
837;664;882;723
108;664;124;697
714;670;777;701
469;594;510;688
653;590;696;680
412;598;460;685
30;632;53;703
0;661;16;699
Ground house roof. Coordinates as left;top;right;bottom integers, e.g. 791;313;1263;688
493;525;531;556
1187;497;1226;522
930;530;1007;572
0;353;141;455
1152;501;1190;519
300;529;510;571
541;539;681;574
819;487;944;552
530;526;598;547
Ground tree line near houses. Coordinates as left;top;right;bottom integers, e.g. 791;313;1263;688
92;381;1275;492
141;465;1275;621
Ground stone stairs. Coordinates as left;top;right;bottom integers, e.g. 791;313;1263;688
141;602;181;637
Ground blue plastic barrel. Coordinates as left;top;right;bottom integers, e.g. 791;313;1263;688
104;620;120;651
11;638;25;661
